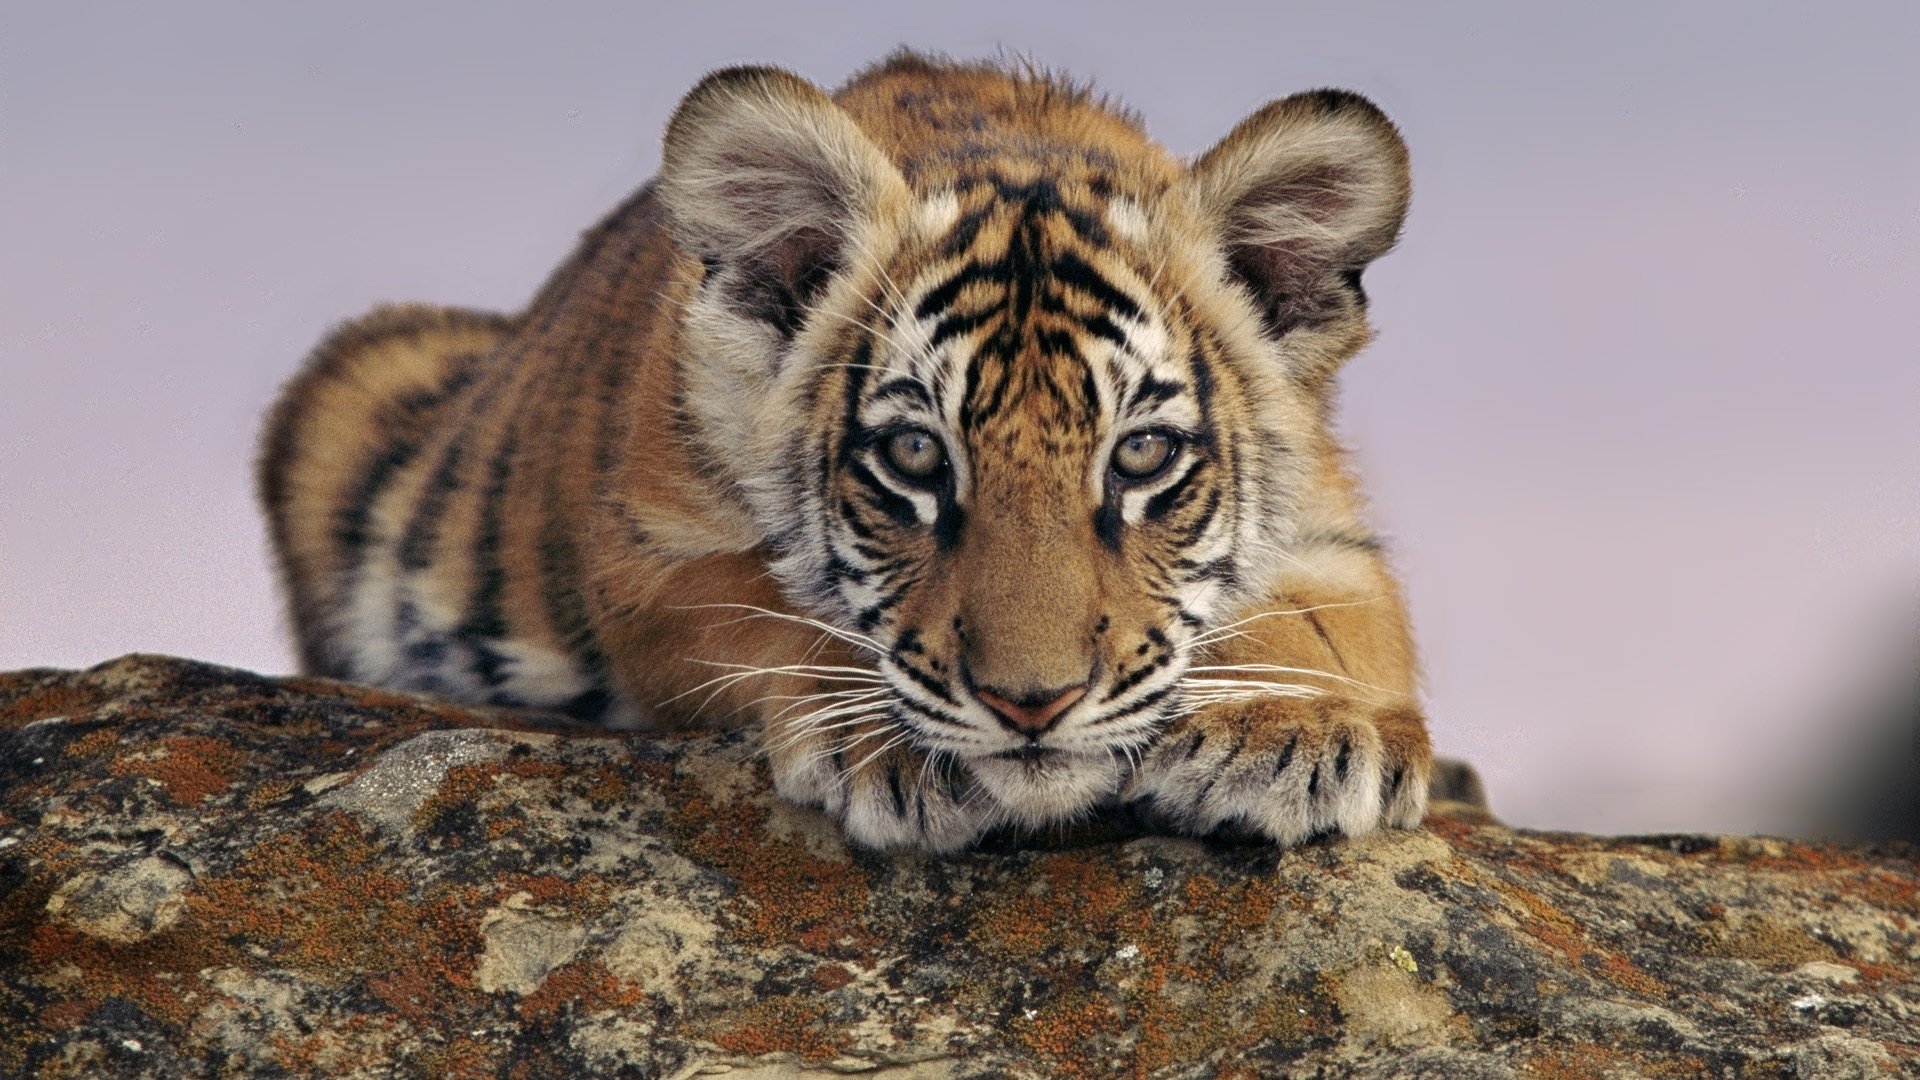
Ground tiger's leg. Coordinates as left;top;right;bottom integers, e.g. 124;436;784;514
1125;571;1433;843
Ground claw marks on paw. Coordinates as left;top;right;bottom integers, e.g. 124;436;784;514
767;723;989;853
1128;696;1431;845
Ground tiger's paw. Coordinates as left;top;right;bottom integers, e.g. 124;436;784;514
1124;695;1431;845
768;727;993;853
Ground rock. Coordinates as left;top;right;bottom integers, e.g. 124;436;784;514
2;655;1917;1078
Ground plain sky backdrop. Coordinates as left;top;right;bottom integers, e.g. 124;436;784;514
2;2;1915;836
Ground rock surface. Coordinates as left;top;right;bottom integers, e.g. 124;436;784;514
2;655;1917;1078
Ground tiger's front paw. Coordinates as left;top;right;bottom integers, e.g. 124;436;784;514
1124;695;1431;844
767;724;993;853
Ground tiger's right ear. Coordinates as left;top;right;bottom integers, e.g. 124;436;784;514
659;66;908;334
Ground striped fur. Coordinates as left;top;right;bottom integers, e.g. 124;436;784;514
260;54;1432;851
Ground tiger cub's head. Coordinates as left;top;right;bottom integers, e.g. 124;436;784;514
657;62;1408;826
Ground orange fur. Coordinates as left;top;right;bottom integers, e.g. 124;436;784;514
260;53;1432;851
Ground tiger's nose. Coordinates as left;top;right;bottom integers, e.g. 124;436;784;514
975;683;1089;736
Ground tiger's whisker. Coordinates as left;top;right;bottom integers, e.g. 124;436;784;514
1177;597;1387;653
674;603;888;656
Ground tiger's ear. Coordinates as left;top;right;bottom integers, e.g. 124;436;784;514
659;66;909;336
1189;90;1410;339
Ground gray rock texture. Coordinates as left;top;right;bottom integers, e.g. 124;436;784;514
2;654;1917;1078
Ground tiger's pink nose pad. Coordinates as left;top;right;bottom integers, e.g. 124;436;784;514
976;684;1089;735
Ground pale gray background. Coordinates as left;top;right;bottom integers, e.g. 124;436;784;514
3;2;1915;836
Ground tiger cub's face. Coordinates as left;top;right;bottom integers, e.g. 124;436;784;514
659;68;1409;826
804;186;1302;824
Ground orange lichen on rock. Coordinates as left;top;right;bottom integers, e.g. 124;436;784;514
704;994;851;1061
811;963;855;990
671;789;878;957
61;726;121;759
0;679;111;729
1497;878;1668;996
107;734;247;805
1129;983;1320;1077
515;958;646;1025
1011;992;1117;1073
182;811;485;988
489;871;617;919
418;1035;507;1080
971;853;1150;958
21;919;217;1032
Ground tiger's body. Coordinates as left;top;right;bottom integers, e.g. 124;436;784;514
260;54;1432;851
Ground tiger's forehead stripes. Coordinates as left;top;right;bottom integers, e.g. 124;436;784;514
893;176;1174;450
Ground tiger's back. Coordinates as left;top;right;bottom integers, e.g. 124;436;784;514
260;185;701;722
262;53;1433;851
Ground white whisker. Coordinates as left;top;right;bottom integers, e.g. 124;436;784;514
839;729;914;781
672;602;888;656
799;722;893;769
765;710;892;757
1184;663;1395;698
760;685;891;718
657;662;884;714
1178;597;1387;654
686;660;887;681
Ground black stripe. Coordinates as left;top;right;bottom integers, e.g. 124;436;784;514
916;262;993;321
1179;556;1239;587
901;699;973;731
837;337;873;465
1082;313;1126;347
1049;252;1140;321
537;511;613;718
1093;494;1124;550
893;659;958;706
932;497;966;552
887;764;908;818
928;308;993;352
335;439;416;559
1127;375;1185;411
336;360;483;567
847;459;919;527
1085;683;1175;730
1033;326;1078;356
459;431;519;686
1103;654;1169;702
1143;463;1202;521
838;498;879;541
825;552;868;586
396;364;509;571
941;207;990;255
856;588;906;632
1274;734;1298;777
1304;610;1351;676
871;377;933;409
1188;341;1216;422
1176;488;1222;544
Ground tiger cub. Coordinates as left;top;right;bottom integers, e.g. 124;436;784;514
260;53;1432;852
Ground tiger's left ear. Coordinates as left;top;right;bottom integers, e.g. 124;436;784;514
1189;90;1410;340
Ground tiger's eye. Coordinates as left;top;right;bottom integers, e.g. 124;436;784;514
1112;430;1178;480
883;428;946;482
